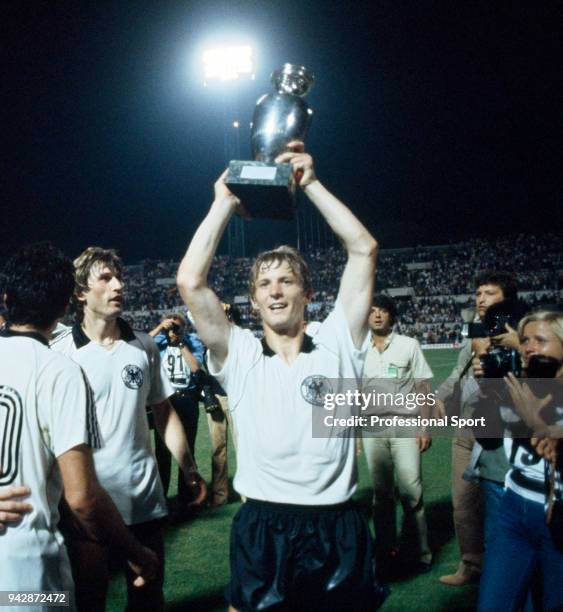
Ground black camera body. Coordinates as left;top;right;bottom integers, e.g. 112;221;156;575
480;346;523;379
527;355;561;379
464;299;528;340
165;324;183;347
464;315;512;339
470;299;529;379
166;323;181;337
525;355;562;410
201;384;222;414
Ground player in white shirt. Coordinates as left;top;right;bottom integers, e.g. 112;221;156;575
177;143;385;611
50;246;206;612
0;242;157;611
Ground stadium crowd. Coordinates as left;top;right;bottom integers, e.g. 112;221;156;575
1;140;562;612
120;234;562;343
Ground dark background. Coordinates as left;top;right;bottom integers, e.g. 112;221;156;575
2;1;561;261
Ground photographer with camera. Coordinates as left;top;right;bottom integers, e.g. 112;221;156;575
466;295;532;558
477;310;563;611
150;313;209;507
437;271;517;586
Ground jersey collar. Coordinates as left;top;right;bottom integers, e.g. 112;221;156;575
72;317;136;348
0;326;49;346
261;333;315;357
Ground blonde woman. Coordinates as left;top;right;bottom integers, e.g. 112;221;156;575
478;311;563;611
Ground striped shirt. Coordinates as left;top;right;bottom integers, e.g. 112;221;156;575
0;328;100;597
500;402;563;504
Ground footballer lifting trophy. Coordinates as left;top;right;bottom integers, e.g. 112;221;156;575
225;63;314;220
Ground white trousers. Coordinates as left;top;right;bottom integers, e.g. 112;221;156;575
362;436;431;564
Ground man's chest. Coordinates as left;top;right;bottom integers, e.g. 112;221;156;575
73;343;151;405
364;347;412;379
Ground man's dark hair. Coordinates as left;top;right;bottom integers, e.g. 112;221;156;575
372;294;398;325
474;270;518;301
2;242;75;329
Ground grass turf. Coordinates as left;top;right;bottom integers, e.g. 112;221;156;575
107;348;480;611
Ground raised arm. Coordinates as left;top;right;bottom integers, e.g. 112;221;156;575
277;144;377;347
148;317;175;338
177;173;240;368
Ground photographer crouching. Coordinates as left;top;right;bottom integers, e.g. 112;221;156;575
150;313;211;509
476;310;563;611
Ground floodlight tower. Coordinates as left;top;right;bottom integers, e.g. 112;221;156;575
202;45;255;259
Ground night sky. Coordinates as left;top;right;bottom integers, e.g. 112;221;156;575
2;1;561;262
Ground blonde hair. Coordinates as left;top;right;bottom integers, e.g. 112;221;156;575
518;310;563;377
248;245;311;297
518;310;563;345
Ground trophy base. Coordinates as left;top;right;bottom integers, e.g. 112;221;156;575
225;161;295;220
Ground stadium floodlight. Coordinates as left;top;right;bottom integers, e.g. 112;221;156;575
202;45;254;85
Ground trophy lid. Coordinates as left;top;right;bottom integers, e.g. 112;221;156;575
271;64;314;97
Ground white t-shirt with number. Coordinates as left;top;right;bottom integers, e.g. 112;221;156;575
162;345;191;390
0;331;99;599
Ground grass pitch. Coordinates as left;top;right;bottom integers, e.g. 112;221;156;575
107;349;480;611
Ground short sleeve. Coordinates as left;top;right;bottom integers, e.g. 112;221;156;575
410;340;433;380
207;325;262;403
40;359;101;458
187;333;206;366
154;333;167;350
314;301;370;378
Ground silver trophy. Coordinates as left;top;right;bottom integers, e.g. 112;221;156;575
225;64;314;219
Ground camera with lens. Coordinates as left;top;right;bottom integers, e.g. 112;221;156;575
190;369;221;414
480;346;523;379
201;383;221;415
465;300;528;379
525;355;562;419
166;323;181;337
462;300;524;340
165;323;183;346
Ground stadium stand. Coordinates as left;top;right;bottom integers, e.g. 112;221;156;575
118;234;562;343
2;234;557;344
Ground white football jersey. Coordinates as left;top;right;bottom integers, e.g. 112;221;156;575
209;301;370;505
51;320;173;525
0;329;99;603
